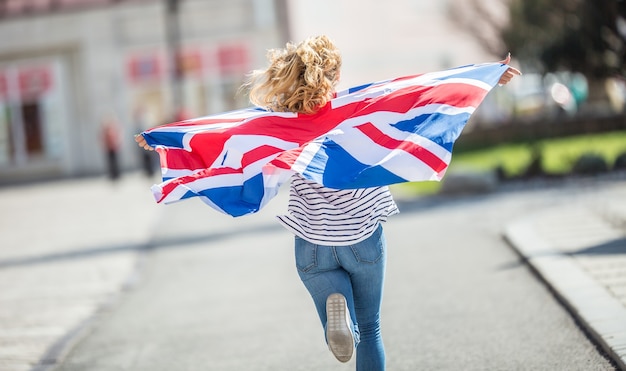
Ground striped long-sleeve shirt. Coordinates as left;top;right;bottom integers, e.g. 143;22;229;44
276;174;399;246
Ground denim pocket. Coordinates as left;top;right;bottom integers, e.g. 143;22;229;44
350;226;384;264
294;238;317;273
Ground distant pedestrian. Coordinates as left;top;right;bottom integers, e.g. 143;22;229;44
135;36;520;370
102;115;121;181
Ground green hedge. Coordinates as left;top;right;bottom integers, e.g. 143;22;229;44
393;130;626;196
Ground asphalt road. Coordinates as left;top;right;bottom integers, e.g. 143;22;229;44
56;183;617;371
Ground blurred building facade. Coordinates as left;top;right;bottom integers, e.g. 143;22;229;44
0;0;288;183
286;0;511;125
287;0;500;91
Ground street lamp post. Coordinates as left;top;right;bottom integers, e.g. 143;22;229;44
164;0;183;121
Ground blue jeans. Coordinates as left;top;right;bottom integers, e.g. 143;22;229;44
294;225;386;371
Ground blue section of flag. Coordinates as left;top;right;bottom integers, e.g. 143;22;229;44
436;64;506;86
144;130;186;149
302;139;407;189
392;112;471;151
195;174;265;217
346;82;377;94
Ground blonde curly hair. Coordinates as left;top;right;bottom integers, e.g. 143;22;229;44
243;35;342;115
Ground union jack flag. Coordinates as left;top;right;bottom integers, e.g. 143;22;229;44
141;62;508;217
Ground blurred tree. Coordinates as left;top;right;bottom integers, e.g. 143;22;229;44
450;0;626;76
505;0;626;79
450;0;626;110
447;0;510;57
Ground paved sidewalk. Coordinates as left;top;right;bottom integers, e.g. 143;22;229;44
504;179;626;370
2;172;625;370
0;173;162;371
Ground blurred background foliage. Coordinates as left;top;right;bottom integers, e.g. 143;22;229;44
433;0;626;196
451;0;626;78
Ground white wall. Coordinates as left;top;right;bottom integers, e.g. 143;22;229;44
287;0;500;90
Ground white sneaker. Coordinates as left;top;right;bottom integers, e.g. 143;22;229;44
326;293;354;363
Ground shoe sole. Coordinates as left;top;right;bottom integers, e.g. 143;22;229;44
326;293;354;363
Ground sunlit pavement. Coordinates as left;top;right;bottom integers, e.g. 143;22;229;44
504;177;626;370
0;173;161;371
1;172;625;370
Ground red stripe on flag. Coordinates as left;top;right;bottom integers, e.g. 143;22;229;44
241;145;285;167
269;147;305;169
157;166;243;202
148;117;244;130
356;82;489;117
158;147;207;171
355;122;448;173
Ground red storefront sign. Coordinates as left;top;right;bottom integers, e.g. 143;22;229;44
127;53;163;84
176;49;203;77
0;73;7;98
18;66;52;100
217;44;249;75
127;44;246;83
0;66;53;100
127;49;204;83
